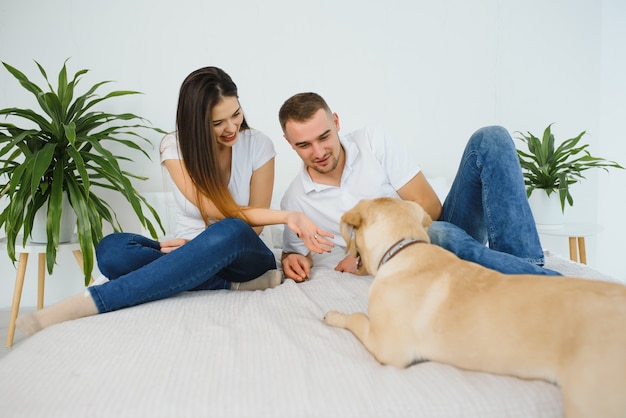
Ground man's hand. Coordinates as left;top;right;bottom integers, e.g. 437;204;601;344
281;252;312;282
159;238;189;254
334;255;362;275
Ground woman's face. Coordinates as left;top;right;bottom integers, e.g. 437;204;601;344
211;96;244;148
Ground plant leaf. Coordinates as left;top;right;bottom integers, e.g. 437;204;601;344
30;142;56;197
516;124;624;210
0;59;165;277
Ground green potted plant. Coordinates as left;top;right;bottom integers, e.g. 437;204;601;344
515;124;623;221
0;59;165;285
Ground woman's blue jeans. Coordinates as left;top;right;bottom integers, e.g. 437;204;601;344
88;218;277;313
429;126;560;276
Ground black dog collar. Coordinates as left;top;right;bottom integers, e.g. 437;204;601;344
378;238;428;269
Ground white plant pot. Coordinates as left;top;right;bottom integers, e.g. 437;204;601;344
528;191;565;229
30;195;77;243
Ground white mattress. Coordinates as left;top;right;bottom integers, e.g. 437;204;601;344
0;251;617;418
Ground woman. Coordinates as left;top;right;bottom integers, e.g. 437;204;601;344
16;67;332;336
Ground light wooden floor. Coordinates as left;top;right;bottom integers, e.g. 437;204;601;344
0;308;32;360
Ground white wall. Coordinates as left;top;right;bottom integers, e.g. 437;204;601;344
598;0;626;280
0;0;624;308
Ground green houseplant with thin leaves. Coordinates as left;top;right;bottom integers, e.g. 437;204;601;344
516;123;623;213
0;60;165;285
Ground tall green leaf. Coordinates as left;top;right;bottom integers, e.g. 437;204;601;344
515;124;624;212
0;59;166;282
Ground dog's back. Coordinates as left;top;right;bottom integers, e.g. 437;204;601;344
332;197;626;418
398;243;626;417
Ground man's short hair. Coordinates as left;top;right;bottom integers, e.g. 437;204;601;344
278;92;332;132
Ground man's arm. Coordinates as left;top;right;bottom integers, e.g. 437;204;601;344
397;171;443;220
281;251;313;282
334;254;361;275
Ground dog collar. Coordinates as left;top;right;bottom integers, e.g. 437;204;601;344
378;238;428;269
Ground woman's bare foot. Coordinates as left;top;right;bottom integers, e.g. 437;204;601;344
15;313;43;336
231;270;282;291
15;290;98;337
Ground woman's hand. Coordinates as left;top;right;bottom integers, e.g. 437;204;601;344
286;212;334;254
159;238;189;254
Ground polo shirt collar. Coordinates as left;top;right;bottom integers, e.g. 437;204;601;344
299;135;359;193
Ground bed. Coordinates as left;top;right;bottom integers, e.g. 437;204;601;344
0;237;619;418
0;184;621;417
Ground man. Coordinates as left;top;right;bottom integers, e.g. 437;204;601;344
278;92;558;282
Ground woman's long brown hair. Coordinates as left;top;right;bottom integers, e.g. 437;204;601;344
176;67;249;224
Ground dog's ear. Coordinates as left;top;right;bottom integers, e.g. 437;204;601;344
340;207;363;257
341;224;356;256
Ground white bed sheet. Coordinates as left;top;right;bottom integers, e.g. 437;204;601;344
1;251;617;418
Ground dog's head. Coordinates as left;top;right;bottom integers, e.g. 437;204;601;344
340;197;432;275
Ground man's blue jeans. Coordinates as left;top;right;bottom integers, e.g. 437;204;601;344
88;218;277;313
429;126;560;276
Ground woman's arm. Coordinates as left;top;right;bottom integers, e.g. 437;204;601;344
164;159;225;219
163;159;333;253
248;157;274;235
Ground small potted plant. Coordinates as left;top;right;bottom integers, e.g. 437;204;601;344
515;124;623;224
0;60;165;285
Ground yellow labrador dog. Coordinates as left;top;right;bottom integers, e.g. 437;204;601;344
324;197;626;418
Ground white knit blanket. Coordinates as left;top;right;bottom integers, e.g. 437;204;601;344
0;252;617;418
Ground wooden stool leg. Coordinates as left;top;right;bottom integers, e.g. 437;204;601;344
577;237;587;264
6;253;29;347
568;237;578;263
72;250;94;285
38;252;45;309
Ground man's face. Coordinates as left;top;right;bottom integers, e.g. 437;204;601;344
283;109;342;175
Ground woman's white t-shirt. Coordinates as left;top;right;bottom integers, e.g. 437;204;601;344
160;128;276;240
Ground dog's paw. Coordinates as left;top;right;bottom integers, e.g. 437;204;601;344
323;310;344;327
